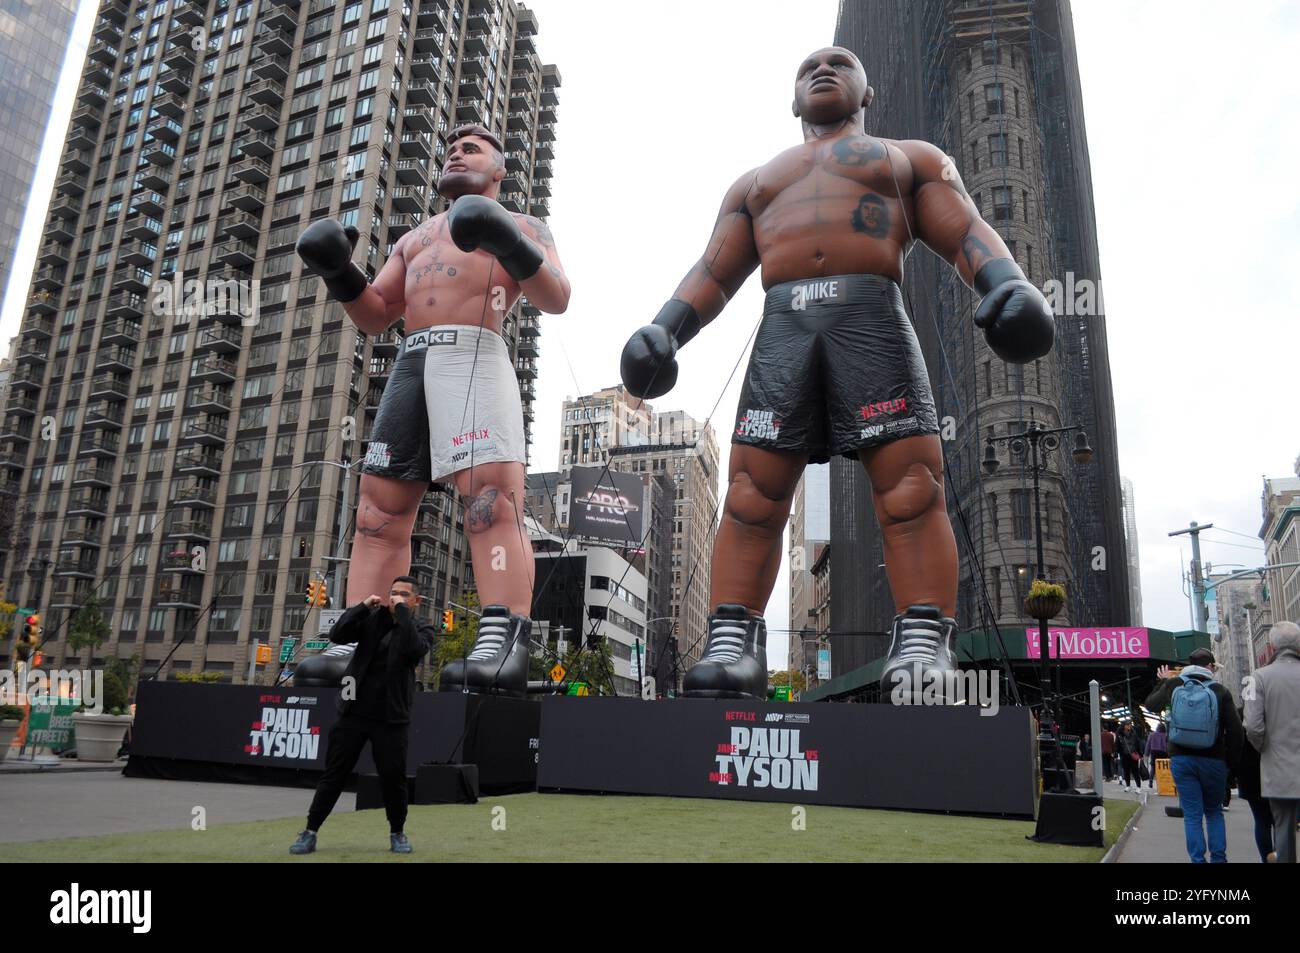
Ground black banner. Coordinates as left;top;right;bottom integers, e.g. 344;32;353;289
128;681;539;791
568;465;644;546
538;697;1037;817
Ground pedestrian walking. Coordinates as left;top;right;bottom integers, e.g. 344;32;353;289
1243;621;1300;864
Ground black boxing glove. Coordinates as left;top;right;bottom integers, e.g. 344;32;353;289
973;258;1055;364
619;299;702;400
447;194;543;281
295;219;369;303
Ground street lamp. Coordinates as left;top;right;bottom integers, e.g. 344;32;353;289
293;458;360;607
983;419;1093;776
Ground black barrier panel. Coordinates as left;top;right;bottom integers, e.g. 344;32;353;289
537;697;1037;817
128;682;539;793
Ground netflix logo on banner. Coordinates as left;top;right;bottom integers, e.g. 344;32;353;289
246;706;322;760
1024;627;1150;660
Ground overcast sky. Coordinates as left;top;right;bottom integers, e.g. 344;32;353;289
4;1;1296;667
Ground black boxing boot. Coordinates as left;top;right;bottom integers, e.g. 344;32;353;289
439;604;530;698
293;644;354;687
682;605;767;700
880;604;958;705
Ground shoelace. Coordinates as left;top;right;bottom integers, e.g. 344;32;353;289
702;621;747;664
467;617;511;661
892;620;946;664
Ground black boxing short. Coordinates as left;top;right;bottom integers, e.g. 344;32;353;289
731;273;940;463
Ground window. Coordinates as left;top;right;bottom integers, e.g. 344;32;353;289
992;187;1012;221
988;133;1007;167
1010;489;1031;540
984;83;1003;116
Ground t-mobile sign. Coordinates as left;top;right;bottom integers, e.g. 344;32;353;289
1024;627;1150;659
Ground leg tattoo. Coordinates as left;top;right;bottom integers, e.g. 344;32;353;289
356;501;393;538
463;488;499;531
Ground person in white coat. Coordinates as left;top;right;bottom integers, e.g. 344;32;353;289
1244;621;1300;863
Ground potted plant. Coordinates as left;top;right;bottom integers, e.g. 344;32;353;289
70;669;132;762
1024;579;1066;620
0;704;24;763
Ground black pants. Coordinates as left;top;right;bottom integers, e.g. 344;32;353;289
306;714;409;834
1120;754;1141;787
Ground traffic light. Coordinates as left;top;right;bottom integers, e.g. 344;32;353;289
304;580;328;608
441;609;453;632
15;614;39;661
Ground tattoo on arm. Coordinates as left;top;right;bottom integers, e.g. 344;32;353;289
462;488;499;531
850;193;891;238
960;233;995;272
526;217;554;247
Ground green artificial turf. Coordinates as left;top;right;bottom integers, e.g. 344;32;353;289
0;794;1138;863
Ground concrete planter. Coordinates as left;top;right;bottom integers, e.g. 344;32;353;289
0;720;19;762
70;712;132;762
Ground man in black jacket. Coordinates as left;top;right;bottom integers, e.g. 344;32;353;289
1144;648;1244;863
290;576;436;855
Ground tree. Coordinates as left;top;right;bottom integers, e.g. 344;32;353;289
0;597;16;648
67;595;112;667
559;639;617;696
433;591;481;689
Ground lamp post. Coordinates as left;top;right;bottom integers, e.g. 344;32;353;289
983;419;1093;778
293;457;359;608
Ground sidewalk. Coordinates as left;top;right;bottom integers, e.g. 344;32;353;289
1103;779;1267;864
0;766;354;845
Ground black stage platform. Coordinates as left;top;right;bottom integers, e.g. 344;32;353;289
124;681;539;794
537;696;1038;818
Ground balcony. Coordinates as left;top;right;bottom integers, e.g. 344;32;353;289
63;520;105;547
83;402;125;429
219;210;260;240
399;131;432;160
402;105;432;131
67;490;109;517
32;267;65;294
244;77;285;108
174;479;217;508
77;434;120;458
179;419;227;446
516;7;538;35
411;516;439;541
4;394;38;417
529;200;549;218
252;52;289;83
191;355;237;384
410;54;438;80
88;375;130;400
372;329;401;357
54;556;99;578
155;578;202;609
151;90;186;118
94;16;122;44
261;5;297;33
167;519;212;542
215;238;257;268
50;191;82;219
197;325;242;353
95;346;136;373
88;39;118;66
187;387;232;414
72;462;114;487
241;103;281;133
125;216;164;245
515;359;537;380
456;98;486;123
534;139;554;161
162;548;205;573
146;115;184;142
234;128;276;158
163;46;195;74
417;5;447;29
37;242;70;268
391;184;425;212
254;24;293;59
112;268;151;295
174;2;204;27
405;79;436;107
176;449;222;476
56;171;87;196
62;149;93;175
105;292;145;319
387;214;419;237
8;366;42;392
231;155;271;184
461;55;487;78
226;181;266;211
138;164;173;192
467;9;490;32
120;238;157;267
22;315;54;338
78;84;108;108
158;67;190;95
143;139;177;166
0;418;31;442
532;179;551;199
131;190;167;217
539;105;558;125
100;318;141;347
394;157;428;185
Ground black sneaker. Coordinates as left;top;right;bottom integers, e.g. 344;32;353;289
289;830;317;855
390;832;413;854
682;605;767;700
880;604;957;705
439;605;531;698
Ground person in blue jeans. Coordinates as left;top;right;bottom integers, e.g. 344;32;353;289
1144;649;1244;863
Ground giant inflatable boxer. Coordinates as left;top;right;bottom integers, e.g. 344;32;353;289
620;48;1053;701
294;124;570;696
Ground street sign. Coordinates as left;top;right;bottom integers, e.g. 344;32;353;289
16;607;34;616
549;663;565;683
304;639;330;651
773;685;792;702
566;681;589;697
279;638;297;663
319;608;344;637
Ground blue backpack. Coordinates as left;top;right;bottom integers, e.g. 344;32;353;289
1168;674;1219;749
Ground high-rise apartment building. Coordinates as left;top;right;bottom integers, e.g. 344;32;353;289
0;0;558;684
788;466;829;672
0;0;81;314
1121;475;1141;625
830;0;1130;646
